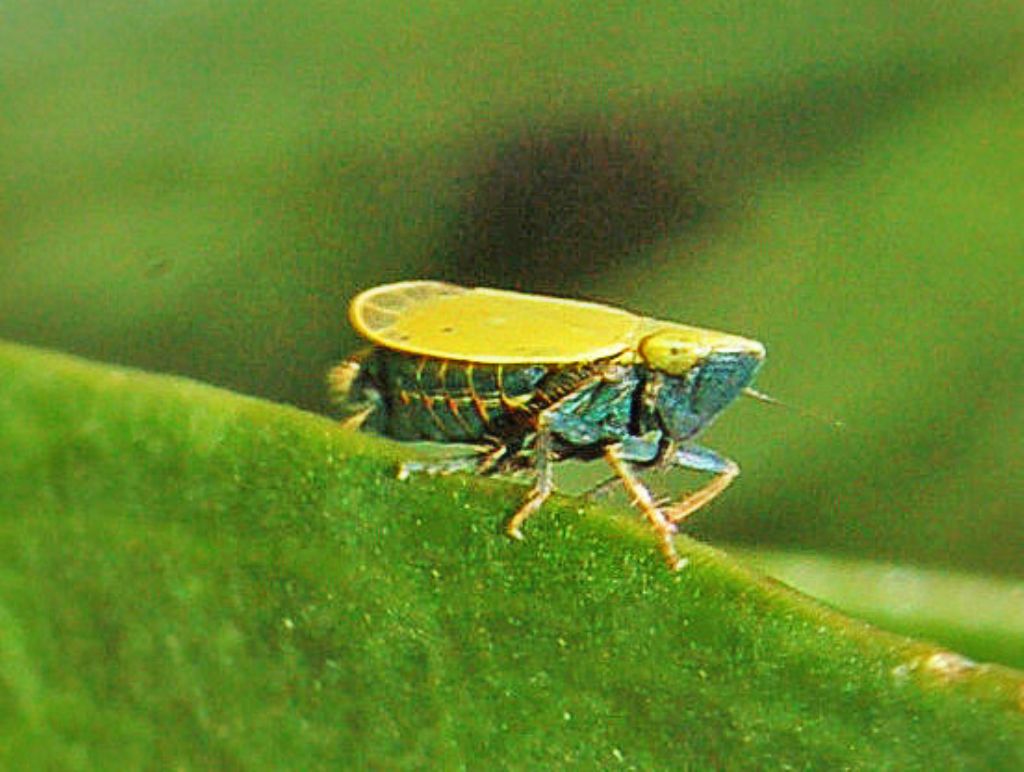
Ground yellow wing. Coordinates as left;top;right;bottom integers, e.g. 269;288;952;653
349;281;646;364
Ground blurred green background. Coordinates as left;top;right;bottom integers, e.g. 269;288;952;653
2;0;1021;587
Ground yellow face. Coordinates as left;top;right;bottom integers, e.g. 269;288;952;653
637;325;765;375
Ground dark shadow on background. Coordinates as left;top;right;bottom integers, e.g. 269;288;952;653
439;122;704;295
430;54;968;296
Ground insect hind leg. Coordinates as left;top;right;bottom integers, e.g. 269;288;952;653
398;443;509;481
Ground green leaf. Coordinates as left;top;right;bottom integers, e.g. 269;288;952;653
1;340;1021;768
741;550;1024;671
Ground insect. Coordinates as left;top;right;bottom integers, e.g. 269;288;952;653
330;280;767;570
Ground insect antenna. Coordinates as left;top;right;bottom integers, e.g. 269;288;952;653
742;387;844;429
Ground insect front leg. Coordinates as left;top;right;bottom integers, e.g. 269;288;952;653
603;441;685;571
662;445;739;526
582;430;663;500
504;370;626;541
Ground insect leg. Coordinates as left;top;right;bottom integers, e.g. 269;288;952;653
663;445;739;526
604;444;685;571
583;430;663;499
398;443;508;480
503;374;616;540
338;405;374;431
504;425;554;541
398;456;480;479
505;369;633;541
474;442;510;475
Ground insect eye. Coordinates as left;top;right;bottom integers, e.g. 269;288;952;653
638;333;706;376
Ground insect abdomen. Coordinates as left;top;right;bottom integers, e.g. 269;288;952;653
351;349;550;443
